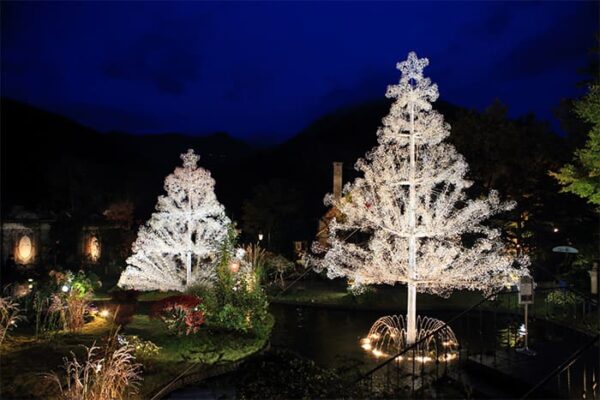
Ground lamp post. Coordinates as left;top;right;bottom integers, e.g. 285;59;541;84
589;262;598;296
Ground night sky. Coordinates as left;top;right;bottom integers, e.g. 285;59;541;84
2;1;598;143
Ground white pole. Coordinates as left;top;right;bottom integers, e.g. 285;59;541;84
407;97;417;345
524;303;529;350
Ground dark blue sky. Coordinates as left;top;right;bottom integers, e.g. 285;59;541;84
2;1;598;142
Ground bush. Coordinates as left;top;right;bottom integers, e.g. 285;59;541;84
235;349;345;400
150;295;205;336
187;225;271;338
117;334;161;368
192;273;270;338
110;290;139;328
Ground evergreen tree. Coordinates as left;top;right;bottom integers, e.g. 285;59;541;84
118;149;231;291
313;53;529;344
552;85;600;208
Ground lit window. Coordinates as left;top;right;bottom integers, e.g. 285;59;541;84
17;235;33;262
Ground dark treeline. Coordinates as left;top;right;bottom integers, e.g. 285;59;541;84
1;96;596;277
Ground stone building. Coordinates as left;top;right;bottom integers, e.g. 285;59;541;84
1;208;131;279
1;209;52;268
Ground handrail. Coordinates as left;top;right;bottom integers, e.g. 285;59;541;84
535;264;598;306
350;288;515;386
520;333;599;399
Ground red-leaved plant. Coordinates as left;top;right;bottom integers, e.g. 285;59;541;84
150;295;204;336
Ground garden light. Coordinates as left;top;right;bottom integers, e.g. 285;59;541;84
99;309;110;318
229;262;240;273
61;285;70;293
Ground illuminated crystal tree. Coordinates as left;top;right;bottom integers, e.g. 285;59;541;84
118;149;231;292
314;52;529;344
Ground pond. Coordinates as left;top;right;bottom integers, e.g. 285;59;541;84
167;302;595;399
268;303;588;370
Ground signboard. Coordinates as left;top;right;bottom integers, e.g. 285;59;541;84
518;276;534;304
552;246;579;254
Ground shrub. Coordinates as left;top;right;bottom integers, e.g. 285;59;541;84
110;290;139;328
117;335;161;365
197;269;270;337
264;253;294;287
150;295;205;336
187;225;271;338
64;292;92;332
546;289;582;306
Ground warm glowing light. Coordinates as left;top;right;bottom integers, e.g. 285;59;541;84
28;284;33;289
99;309;110;318
361;315;459;365
553;227;559;233
372;349;386;358
17;235;33;262
413;355;432;364
438;353;458;362
258;233;264;241
61;285;70;293
229;262;240;273
27;278;33;283
87;236;101;261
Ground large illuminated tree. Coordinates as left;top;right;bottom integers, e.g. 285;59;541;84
118;149;231;292
314;52;529;344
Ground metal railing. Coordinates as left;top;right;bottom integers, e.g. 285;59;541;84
348;289;506;397
521;334;599;399
347;285;599;399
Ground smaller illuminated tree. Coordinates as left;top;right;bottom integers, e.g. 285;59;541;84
118;149;231;292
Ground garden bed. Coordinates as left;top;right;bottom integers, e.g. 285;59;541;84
0;313;273;399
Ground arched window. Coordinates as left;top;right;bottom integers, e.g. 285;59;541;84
16;235;33;262
88;236;101;262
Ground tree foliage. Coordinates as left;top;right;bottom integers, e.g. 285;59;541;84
313;52;529;295
551;85;600;208
118;149;231;292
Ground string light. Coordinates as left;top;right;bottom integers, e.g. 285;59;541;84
312;52;529;343
118;149;231;292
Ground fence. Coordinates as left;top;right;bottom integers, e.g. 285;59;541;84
349;285;598;399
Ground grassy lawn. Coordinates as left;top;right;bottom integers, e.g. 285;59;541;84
0;314;272;399
271;281;488;311
271;280;599;334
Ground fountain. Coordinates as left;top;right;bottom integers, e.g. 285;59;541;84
361;315;459;364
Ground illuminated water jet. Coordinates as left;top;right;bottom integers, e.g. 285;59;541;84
361;315;459;364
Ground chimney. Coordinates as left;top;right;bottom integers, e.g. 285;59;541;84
333;162;343;202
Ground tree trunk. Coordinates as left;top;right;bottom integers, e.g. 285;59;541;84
407;283;417;344
407;100;418;346
185;251;192;288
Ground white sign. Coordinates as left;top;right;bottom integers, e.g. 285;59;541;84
552;246;578;254
519;276;534;304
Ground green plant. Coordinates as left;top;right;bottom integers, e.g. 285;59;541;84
264;253;294;288
118;335;161;362
546;289;582;306
186;225;271;338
